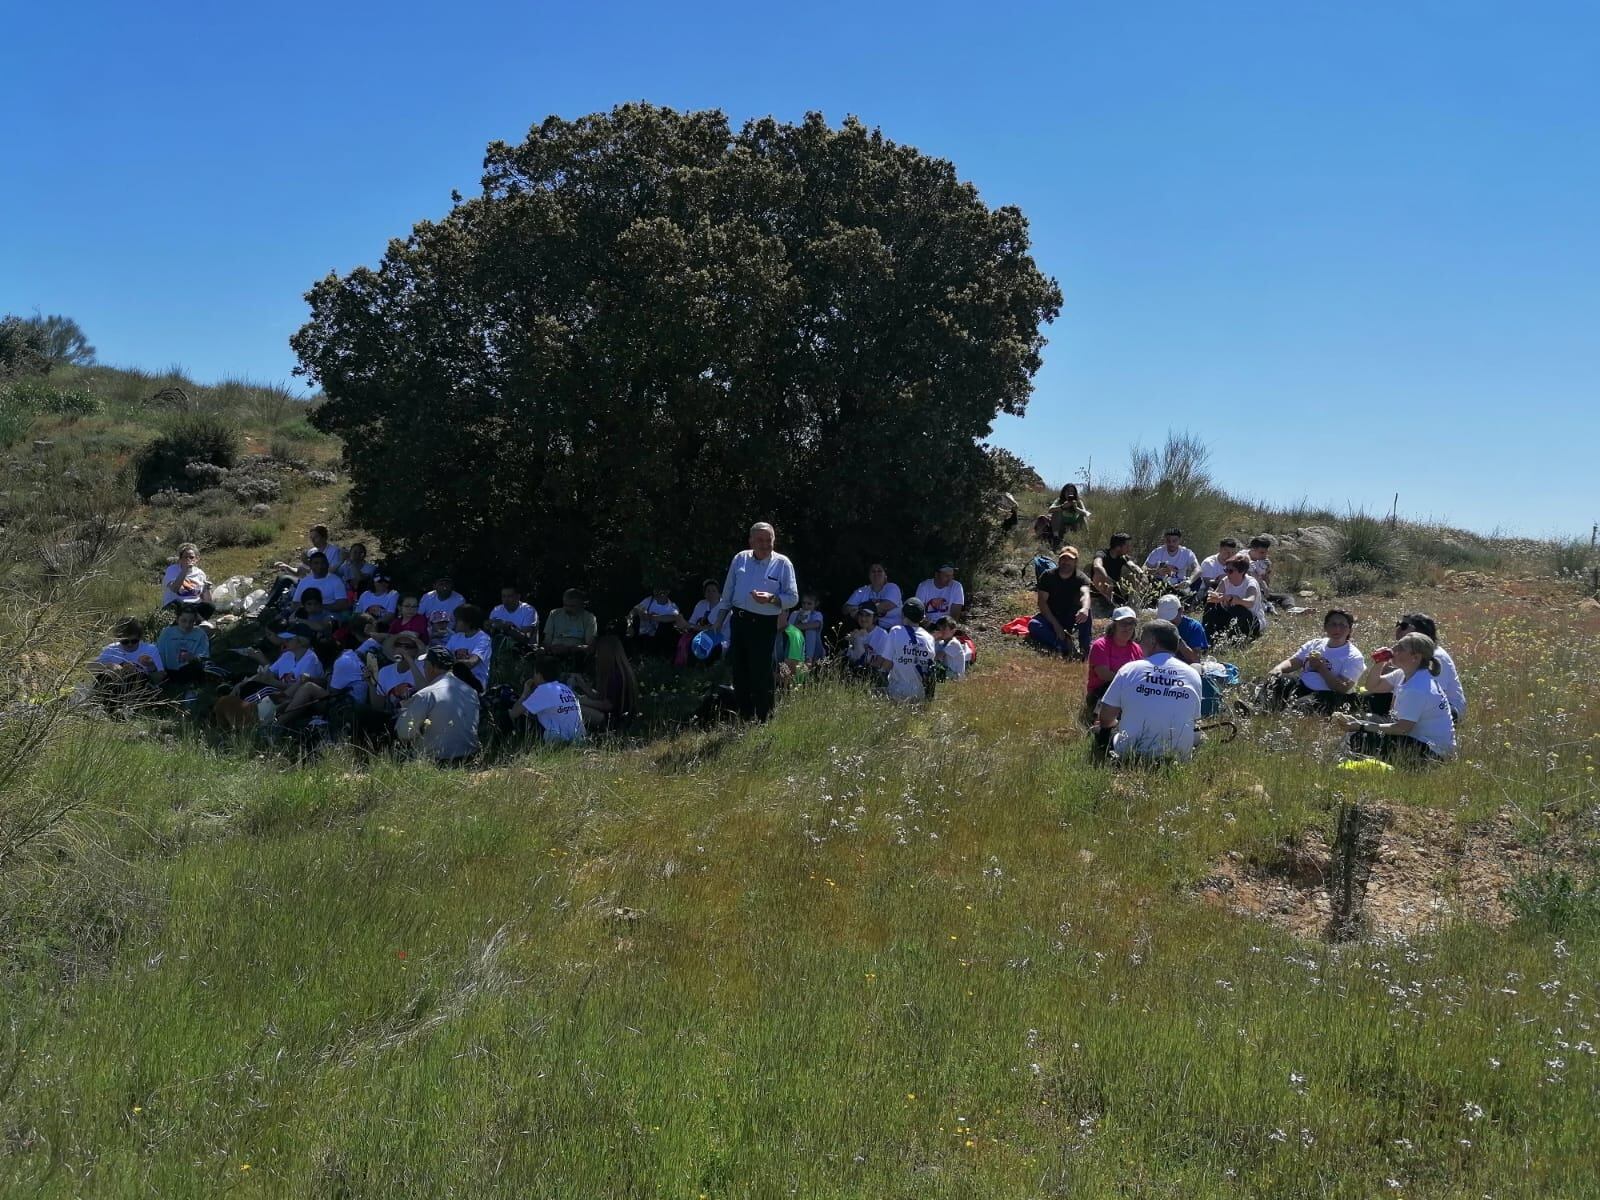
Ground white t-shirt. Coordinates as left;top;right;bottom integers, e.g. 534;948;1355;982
270;648;324;685
98;641;163;675
292;574;341;605
162;563;209;608
355;589;399;616
419;591;466;640
328;649;369;705
848;624;891;665
304;543;343;572
915;579;965;622
521;680;586;742
1198;554;1232;584
1248;556;1272;586
884;624;937;701
1434;647;1466;716
846;582;903;628
939;637;971;678
1144;546;1199;582
689;599;731;648
490;602;539;631
634;596;681;636
1218;574;1267;631
1100;651;1203;760
1392;669;1456;757
1290;638;1366;692
446;630;494;688
377;661;422;706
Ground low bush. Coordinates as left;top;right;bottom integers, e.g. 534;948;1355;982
3;379;102;418
132;417;242;498
1502;867;1600;934
1549;537;1594;582
0;394;33;448
1328;513;1408;579
169;511;276;550
1325;561;1385;595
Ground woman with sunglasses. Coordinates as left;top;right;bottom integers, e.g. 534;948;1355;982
1358;612;1466;722
93;617;166;703
1202;555;1265;641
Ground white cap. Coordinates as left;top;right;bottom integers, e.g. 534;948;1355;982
1155;595;1182;621
1110;606;1138;623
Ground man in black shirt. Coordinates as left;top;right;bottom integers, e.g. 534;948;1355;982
1092;533;1146;616
1028;547;1094;658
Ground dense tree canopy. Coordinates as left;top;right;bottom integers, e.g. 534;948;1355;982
293;105;1061;614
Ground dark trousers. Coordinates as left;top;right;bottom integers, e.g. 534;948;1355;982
729;608;779;721
1203;604;1259;640
164;660;209;686
1267;675;1356;714
1027;614;1092;658
1345;729;1440;768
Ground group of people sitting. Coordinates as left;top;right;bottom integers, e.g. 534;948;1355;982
1027;528;1289;657
1076;602;1463;768
92;526;982;761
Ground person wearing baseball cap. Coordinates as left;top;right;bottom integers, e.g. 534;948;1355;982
1084;606;1144;722
355;571;399;619
1155;594;1209;665
395;644;480;764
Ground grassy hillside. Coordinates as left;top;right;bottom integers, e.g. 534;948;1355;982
1;369;1598;1197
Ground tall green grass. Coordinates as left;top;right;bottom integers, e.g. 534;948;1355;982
2;585;1598;1197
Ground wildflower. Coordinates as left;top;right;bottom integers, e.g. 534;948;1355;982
1462;1101;1484;1121
132;1106;142;1114
241;1164;252;1173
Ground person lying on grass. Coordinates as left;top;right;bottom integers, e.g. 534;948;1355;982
515;655;586;744
1266;609;1365;714
1092;619;1203;765
1333;633;1456;767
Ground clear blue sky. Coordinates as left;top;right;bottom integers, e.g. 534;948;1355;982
5;2;1596;537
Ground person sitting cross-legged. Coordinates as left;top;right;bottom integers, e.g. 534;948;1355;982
1266;609;1365;714
395;646;481;765
354;572;400;621
1091;534;1147;616
1333;633;1456;767
843;563;904;629
488;585;540;652
1143;528;1200;594
1092;619;1204;765
1028;546;1093;658
875;596;938;703
630;586;684;657
516;655;587;744
1084;606;1144;722
1153;594;1209;665
544;588;598;662
156;606;212;686
445;604;493;691
1202;555;1265;642
1359;612;1466;723
94;617;166;706
161;542;215;618
843;605;890;680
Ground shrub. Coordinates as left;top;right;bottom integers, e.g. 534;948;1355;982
2;379;102;418
1325;562;1384;596
1328;513;1408;579
0;394;33;448
1503;868;1600;935
132;417;242;498
169;512;274;550
1549;537;1593;582
230;474;282;504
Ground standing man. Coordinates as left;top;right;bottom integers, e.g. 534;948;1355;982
717;521;799;722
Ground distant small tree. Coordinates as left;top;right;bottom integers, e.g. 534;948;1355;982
23;314;96;367
294;105;1062;612
0;317;50;381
